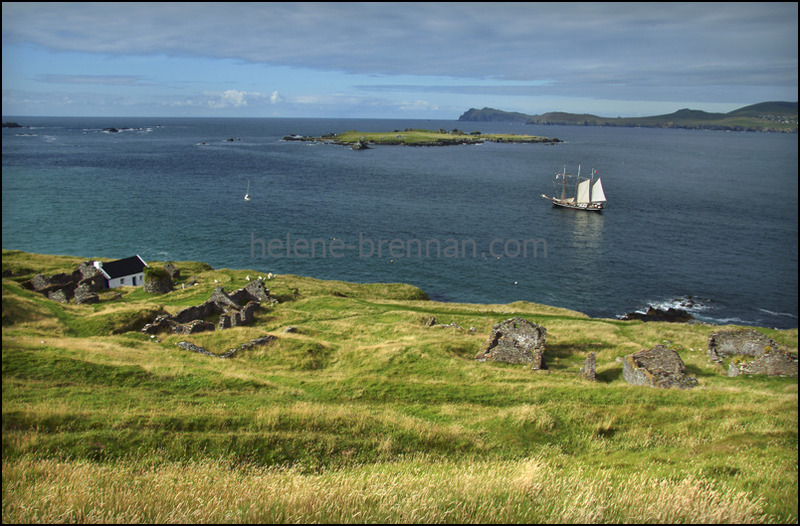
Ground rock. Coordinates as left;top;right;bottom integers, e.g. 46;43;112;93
580;352;596;381
622;345;697;389
620;306;694;323
707;329;780;363
476;317;547;369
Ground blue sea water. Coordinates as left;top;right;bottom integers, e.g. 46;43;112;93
2;116;798;329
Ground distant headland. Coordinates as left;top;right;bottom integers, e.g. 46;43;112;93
458;101;798;133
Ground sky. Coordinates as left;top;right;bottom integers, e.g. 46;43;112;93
2;2;797;119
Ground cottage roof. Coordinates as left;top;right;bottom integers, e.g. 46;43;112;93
98;255;148;279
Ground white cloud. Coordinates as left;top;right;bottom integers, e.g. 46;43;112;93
2;3;796;117
207;89;252;109
397;100;439;112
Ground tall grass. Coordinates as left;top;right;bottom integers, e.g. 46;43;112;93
2;455;782;523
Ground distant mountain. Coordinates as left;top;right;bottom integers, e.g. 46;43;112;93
458;102;798;132
457;107;532;123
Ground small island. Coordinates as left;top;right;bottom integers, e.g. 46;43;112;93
285;128;560;147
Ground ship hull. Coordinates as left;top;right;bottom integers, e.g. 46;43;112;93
542;195;605;211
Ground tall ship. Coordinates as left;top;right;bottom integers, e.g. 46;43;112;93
541;165;606;211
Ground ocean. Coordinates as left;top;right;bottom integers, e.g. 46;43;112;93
2;116;798;329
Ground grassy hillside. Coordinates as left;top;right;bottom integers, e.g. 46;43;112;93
459;102;799;132
2;250;797;523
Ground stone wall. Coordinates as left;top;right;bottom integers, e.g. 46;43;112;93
707;328;797;377
623;345;697;389
580;352;596;381
708;329;780;363
475;317;546;369
141;281;276;335
728;349;798;377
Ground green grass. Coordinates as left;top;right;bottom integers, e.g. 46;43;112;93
318;128;559;146
2;250;797;523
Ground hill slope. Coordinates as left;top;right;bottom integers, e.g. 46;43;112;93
2;250;797;523
459;102;798;132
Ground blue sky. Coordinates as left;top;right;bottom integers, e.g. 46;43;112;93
2;2;797;119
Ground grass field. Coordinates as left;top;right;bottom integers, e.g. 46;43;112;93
2;250;797;523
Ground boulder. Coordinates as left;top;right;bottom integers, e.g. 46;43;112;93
476;317;546;369
622;345;697;389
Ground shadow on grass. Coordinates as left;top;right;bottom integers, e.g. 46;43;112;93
596;367;623;383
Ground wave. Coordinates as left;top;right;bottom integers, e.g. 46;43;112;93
757;309;798;319
631;295;712;315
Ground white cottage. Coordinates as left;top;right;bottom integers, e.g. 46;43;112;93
94;255;148;288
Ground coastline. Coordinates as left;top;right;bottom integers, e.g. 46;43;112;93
3;249;797;333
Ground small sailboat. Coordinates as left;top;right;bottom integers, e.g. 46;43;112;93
244;179;251;201
541;165;606;211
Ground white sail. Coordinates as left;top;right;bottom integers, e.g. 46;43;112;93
591;178;606;202
576;179;591;204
